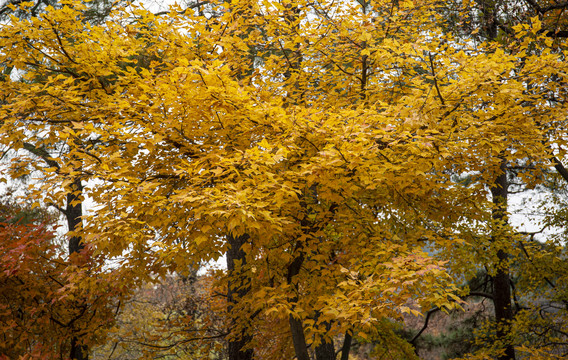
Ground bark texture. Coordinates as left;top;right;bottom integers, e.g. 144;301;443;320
226;233;254;360
67;176;88;360
490;160;515;360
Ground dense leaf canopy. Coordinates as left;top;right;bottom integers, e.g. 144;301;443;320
1;0;567;358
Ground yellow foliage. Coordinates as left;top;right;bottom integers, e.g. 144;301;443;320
1;0;568;358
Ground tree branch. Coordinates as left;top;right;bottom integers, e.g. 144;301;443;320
552;156;568;183
22;142;60;170
154;1;210;16
429;52;445;106
410;291;493;348
410;307;438;347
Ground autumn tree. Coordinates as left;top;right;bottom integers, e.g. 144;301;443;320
0;195;125;360
393;0;568;357
0;0;175;358
0;0;465;357
3;0;568;359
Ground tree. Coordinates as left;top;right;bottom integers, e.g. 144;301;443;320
0;197;125;360
0;0;170;358
404;1;568;357
2;0;568;359
0;0;463;357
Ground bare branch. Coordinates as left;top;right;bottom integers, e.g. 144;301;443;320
153;1;210;16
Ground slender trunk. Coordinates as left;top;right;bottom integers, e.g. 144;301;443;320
21;145;88;359
287;251;310;360
490;159;515;360
287;187;339;360
360;0;368;104
66;176;88;360
477;0;498;39
70;337;88;360
289;314;311;360
226;233;254;360
67;177;84;255
478;0;515;354
283;3;310;355
340;331;352;360
360;49;368;103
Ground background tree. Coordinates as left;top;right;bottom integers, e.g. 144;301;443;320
0;195;125;360
405;1;568;358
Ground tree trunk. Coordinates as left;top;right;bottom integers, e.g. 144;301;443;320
289;314;311;360
478;0;515;354
340;331;352;360
226;233;254;360
490;159;515;360
67;177;84;255
70;337;88;360
66;176;88;360
315;336;335;360
314;312;335;360
287;250;311;360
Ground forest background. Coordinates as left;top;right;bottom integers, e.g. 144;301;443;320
0;0;567;359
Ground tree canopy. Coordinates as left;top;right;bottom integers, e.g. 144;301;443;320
1;0;568;359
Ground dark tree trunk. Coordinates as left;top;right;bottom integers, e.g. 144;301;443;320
315;336;335;360
477;0;498;39
340;331;352;360
289;314;311;360
314;312;334;360
287;251;311;360
226;233;254;360
66;176;88;360
67;177;84;255
21;145;89;359
70;337;88;360
490;159;515;360
478;0;515;355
